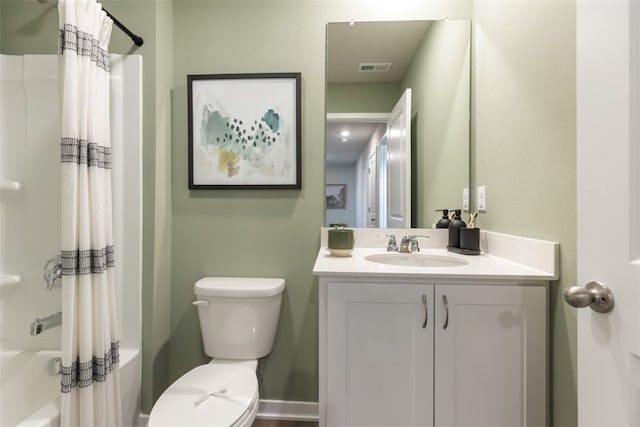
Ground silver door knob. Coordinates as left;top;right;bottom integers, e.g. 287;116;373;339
563;281;614;313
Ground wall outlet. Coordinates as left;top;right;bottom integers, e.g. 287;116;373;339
462;188;469;211
477;186;487;211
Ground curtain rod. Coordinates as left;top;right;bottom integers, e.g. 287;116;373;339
102;7;144;46
39;0;144;47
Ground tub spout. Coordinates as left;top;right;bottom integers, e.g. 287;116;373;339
30;311;62;336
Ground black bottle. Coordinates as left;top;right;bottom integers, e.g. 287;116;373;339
448;209;467;248
435;209;451;229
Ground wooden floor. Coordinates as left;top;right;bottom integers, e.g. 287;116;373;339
252;420;318;427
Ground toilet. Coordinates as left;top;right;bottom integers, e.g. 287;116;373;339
147;277;286;427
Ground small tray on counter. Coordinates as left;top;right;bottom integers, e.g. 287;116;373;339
447;246;481;256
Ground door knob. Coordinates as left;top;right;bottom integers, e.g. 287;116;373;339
563;281;614;313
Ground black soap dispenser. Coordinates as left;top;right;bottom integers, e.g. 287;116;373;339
448;209;467;248
435;209;451;229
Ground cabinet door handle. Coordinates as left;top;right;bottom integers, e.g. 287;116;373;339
442;294;449;330
421;294;428;329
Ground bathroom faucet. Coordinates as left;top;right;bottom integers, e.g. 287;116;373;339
399;235;430;253
30;311;62;336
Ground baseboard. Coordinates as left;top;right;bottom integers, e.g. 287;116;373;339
257;399;319;422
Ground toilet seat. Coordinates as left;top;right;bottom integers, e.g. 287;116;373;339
147;364;259;427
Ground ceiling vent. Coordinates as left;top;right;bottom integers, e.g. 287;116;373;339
358;63;392;73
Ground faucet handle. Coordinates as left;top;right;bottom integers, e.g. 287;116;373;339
403;235;430;253
384;234;398;252
43;255;62;291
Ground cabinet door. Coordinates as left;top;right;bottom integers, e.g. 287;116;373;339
434;285;547;426
327;282;433;427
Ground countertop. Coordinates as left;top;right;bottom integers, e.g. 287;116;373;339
312;247;558;282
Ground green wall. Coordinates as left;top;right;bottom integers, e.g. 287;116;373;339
401;20;471;227
472;1;577;424
169;0;472;404
326;82;400;113
1;0;577;424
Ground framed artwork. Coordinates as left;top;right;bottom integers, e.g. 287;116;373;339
187;73;301;189
326;184;347;209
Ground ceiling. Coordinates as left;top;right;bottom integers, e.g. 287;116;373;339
326;121;382;166
326;20;432;84
326;21;431;165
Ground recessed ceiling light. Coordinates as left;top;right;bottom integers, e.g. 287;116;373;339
340;130;350;137
341;137;348;143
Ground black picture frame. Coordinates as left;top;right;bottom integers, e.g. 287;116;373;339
187;72;302;189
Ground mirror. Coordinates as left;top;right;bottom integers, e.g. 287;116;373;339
325;20;471;229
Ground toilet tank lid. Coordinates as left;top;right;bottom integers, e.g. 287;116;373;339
194;277;286;297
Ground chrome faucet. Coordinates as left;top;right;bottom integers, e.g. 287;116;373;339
30;311;62;336
399;235;430;253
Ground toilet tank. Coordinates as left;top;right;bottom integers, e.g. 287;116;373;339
193;277;285;360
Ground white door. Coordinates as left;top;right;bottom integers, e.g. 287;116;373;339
367;151;378;228
386;89;412;228
575;0;640;425
378;137;389;228
326;282;433;427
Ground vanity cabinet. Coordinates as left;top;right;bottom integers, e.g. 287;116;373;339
321;279;547;427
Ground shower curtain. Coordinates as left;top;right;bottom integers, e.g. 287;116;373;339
58;0;122;425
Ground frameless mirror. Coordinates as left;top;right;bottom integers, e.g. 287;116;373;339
325;20;471;228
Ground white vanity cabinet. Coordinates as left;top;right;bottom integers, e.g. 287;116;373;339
320;278;548;427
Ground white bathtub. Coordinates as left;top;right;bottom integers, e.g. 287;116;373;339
0;346;140;427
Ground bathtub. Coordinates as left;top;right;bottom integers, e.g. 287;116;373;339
0;345;141;427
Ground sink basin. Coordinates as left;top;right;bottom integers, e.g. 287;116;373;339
364;253;469;268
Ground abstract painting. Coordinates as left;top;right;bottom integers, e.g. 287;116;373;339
188;73;301;189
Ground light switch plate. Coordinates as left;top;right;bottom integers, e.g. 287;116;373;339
462;188;469;211
477;186;487;211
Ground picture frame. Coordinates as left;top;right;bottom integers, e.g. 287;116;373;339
187;73;302;189
326;184;347;209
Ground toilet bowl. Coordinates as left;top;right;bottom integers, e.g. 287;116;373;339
147;364;258;427
147;277;285;427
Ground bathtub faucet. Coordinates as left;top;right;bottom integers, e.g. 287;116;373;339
43;255;62;290
30;311;62;336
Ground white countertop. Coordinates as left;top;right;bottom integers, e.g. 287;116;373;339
314;228;559;282
313;247;557;282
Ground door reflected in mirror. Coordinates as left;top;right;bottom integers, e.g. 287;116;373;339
325;20;471;229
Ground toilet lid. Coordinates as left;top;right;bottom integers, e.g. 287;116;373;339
148;364;258;427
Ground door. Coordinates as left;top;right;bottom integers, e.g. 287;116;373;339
386;88;412;228
575;0;640;425
367;151;378;228
378;137;389;228
326;282;433;427
434;284;547;426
